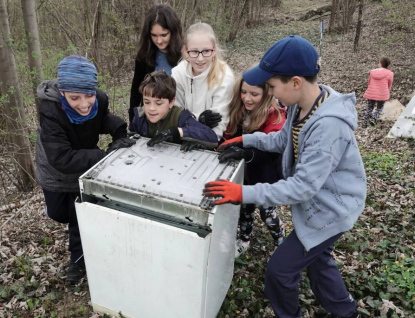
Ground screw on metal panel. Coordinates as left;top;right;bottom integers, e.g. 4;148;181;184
151;179;155;181
157;182;161;185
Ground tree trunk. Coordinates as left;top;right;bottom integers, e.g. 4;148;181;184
227;0;249;42
88;0;102;70
328;0;337;32
354;0;363;52
21;0;44;120
0;0;35;191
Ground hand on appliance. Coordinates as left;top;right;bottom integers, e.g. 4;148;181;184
107;137;136;154
218;146;253;163
203;179;242;205
147;128;180;147
217;136;243;152
180;140;208;152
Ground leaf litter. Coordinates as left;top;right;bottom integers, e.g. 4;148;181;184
1;1;415;317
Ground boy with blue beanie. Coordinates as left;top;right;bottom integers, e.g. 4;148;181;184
36;55;135;284
203;36;366;318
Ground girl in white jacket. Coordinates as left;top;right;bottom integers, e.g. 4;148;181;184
172;22;234;139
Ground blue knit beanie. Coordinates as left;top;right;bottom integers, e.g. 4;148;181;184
58;55;98;95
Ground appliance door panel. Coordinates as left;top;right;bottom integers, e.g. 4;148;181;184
76;201;210;318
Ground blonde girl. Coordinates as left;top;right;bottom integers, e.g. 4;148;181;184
172;22;234;139
221;74;287;257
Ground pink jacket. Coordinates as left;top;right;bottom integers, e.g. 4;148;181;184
363;68;394;101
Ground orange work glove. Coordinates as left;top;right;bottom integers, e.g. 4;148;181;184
217;136;243;152
203;179;242;205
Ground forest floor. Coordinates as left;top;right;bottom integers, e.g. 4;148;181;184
1;0;415;317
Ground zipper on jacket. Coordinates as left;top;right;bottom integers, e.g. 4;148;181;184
190;78;193;94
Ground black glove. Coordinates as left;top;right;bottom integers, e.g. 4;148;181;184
217;136;243;152
147;128;180;147
180;140;208;152
107;137;136;154
218;146;254;163
198;110;222;128
127;132;141;139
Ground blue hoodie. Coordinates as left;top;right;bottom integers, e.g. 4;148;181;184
242;84;367;251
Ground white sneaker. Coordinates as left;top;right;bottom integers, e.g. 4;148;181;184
235;239;250;258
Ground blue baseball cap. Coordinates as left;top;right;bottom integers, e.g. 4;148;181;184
243;35;320;86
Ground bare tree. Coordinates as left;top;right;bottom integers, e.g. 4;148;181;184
354;0;363;52
329;0;357;33
227;0;250;42
328;0;338;32
0;0;35;191
87;0;102;69
21;0;44;120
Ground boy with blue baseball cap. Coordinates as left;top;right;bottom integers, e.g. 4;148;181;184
203;35;366;317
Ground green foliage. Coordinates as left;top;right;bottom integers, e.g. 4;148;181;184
362;151;399;174
27;298;40;311
373;256;415;301
42;237;51;247
14;256;34;280
41;43;80;80
381;0;415;30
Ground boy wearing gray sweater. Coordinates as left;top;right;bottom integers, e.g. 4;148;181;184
203;36;366;318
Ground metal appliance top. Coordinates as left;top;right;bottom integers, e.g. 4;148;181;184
80;137;239;210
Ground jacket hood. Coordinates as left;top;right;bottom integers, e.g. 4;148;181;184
370;68;391;80
304;84;358;131
37;79;60;102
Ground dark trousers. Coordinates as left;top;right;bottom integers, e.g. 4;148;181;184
264;231;356;318
238;204;284;244
363;99;385;127
42;189;83;263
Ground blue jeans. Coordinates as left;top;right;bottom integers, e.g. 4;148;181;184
264;230;356;317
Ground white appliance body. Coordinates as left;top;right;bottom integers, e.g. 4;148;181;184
76;138;244;318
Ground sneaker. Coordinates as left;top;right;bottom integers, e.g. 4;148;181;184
66;260;86;284
235;239;250;258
